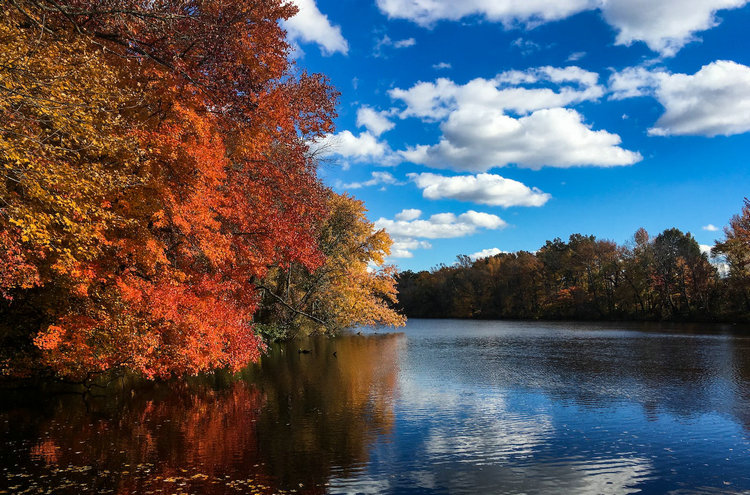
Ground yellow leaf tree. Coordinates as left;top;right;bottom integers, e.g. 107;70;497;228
257;191;405;338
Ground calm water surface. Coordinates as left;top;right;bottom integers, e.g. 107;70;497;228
2;319;750;494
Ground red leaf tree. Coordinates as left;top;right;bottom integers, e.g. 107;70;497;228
1;0;338;379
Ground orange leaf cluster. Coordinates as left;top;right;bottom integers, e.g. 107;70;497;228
1;1;338;379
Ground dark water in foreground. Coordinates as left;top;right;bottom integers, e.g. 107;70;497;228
2;320;750;494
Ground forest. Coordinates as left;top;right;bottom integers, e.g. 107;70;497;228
397;200;750;323
0;0;403;381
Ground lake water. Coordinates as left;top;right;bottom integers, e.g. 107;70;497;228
2;319;750;494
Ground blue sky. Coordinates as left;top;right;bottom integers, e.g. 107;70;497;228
283;0;750;271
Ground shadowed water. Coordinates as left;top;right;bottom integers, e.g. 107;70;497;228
2;319;750;494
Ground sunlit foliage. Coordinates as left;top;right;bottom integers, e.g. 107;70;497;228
0;0;353;379
257;192;405;339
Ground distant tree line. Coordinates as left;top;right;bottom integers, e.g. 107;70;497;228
396;200;750;322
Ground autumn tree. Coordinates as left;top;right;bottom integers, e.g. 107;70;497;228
619;228;655;317
397;227;726;322
257;192;405;339
650;228;716;317
1;0;337;379
714;198;750;315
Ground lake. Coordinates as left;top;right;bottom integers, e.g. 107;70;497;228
2;319;750;494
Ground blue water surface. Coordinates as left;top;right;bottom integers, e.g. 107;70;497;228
2;319;750;494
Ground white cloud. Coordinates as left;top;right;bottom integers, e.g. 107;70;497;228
608;66;666;100
512;37;543;55
409;172;551;207
389;69;640;171
395;208;423;221
567;51;586;62
374;35;417;57
375;0;595;28
375;0;748;56
390;238;433;258
339;171;403;190
650;60;750;137
535;66;601;87
309;130;397;166
702;224;720;232
375;210;507;239
378;209;507;258
468;247;507;260
390;66;603;120
385;209;431;258
283;0;348;55
389;78;457;121
610;61;750;137
401;107;641;171
356;106;396;136
601;0;748;57
394;37;417;48
433;62;452;70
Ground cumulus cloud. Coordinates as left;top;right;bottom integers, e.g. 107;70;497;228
612;61;750;137
283;0;348;55
433;62;452;70
390;66;603;120
356;106;396;136
409;172;551;207
376;209;507;258
400;107;641;171
468;247;507;260
375;0;594;28
387;67;640;171
390;238;433;258
375;0;748;56
650;60;750;137
375;209;507;239
608;66;666;100
601;0;748;57
395;208;423;221
339;171;403;189
309;130;397;166
703;224;720;231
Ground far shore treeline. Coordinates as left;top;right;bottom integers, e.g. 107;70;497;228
397;200;750;323
0;1;403;382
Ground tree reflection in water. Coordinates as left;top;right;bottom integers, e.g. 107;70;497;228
0;333;404;494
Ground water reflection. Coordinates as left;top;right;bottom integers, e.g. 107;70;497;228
0;333;404;494
2;321;750;494
373;320;750;494
402;320;750;422
246;334;403;488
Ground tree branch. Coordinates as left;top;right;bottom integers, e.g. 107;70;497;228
255;282;329;328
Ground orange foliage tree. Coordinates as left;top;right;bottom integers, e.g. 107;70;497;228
1;1;338;379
